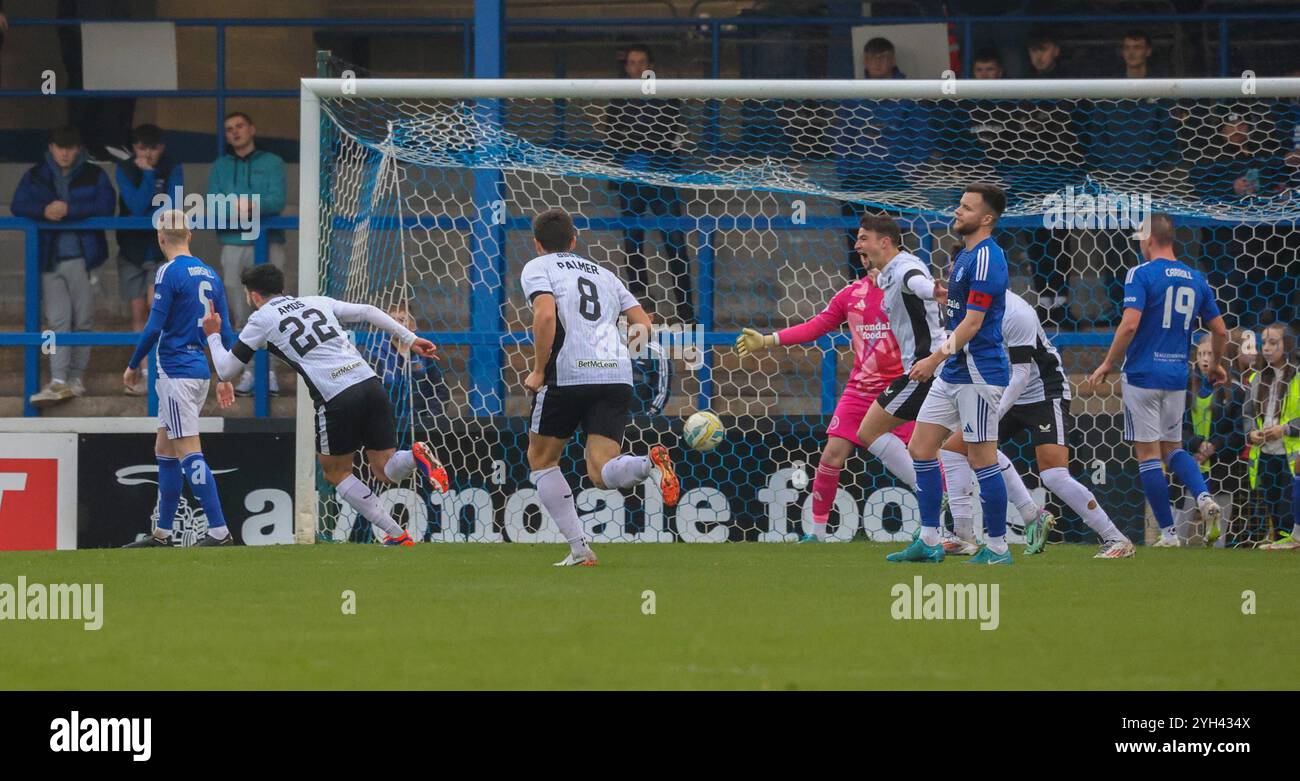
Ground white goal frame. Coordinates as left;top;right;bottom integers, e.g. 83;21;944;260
293;76;1300;544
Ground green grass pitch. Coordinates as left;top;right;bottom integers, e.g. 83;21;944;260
0;544;1294;690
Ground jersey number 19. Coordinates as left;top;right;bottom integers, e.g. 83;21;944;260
1161;286;1195;330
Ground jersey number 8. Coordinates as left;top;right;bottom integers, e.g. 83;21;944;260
577;276;601;322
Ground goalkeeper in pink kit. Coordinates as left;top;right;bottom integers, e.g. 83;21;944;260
736;217;924;542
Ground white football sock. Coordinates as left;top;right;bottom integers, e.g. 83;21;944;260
600;454;653;490
208;525;230;540
336;474;403;538
997;451;1039;523
986;534;1008;554
384;450;416;482
530;467;588;555
1040;467;1126;543
920;526;941;546
808;520;827;541
939;449;977;540
867;432;916;489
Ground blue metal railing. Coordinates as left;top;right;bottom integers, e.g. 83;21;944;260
0;215;296;417
1;212;1117;419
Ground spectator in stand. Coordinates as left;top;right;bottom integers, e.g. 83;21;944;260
1075;29;1176;324
863;36;905;80
56;0;134;162
115;123;183;396
1026;28;1070;79
1193;112;1290;330
596;44;694;323
207;111;287;394
971;49;1004;80
1116;29;1166;79
363;303;450;430
1022;29;1077;326
11;125;115;407
1183;334;1248;546
1245;323;1300;550
834;37;932;279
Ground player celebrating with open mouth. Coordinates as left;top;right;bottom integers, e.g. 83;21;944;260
203;264;448;546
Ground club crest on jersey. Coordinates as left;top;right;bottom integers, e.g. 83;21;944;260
952;266;966;283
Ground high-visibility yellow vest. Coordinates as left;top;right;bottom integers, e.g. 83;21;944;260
1248;372;1300;489
1190;390;1213;474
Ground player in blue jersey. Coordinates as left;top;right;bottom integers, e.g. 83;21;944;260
1088;213;1228;547
889;183;1014;565
122;210;237;548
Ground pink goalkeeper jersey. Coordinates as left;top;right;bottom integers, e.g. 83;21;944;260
776;276;904;399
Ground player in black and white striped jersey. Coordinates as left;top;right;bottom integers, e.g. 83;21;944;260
941;291;1135;559
521;208;679;568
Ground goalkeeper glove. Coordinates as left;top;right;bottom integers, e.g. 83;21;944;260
735;328;778;358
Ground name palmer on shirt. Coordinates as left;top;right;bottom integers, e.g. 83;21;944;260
556;259;601;275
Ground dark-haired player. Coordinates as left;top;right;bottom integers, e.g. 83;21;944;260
522;208;679;567
202;264;448;546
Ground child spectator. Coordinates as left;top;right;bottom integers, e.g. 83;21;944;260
115;123;183;395
1244;324;1300;549
1183;334;1247;546
363;304;449;431
11;125;115;407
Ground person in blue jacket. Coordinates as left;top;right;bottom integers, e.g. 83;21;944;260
11;125;116;407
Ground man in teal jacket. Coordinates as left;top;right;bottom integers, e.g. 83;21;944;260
207;111;286;394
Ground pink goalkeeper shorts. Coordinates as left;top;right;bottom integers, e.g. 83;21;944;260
826;390;915;449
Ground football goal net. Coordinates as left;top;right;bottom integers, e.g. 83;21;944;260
296;76;1300;547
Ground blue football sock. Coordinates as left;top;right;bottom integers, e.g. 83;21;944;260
180;452;228;530
1165;448;1209;499
1139;458;1174;530
914;459;942;529
975;463;1008;539
156;456;182;532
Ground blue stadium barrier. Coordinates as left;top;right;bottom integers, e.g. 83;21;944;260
0;213;1117;420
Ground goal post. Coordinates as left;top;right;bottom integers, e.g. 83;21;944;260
296;76;1300;546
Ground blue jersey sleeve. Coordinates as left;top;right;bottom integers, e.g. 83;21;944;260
1122;266;1146;312
128;270;175;369
966;245;1007;312
211;279;237;349
1198;276;1221;323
